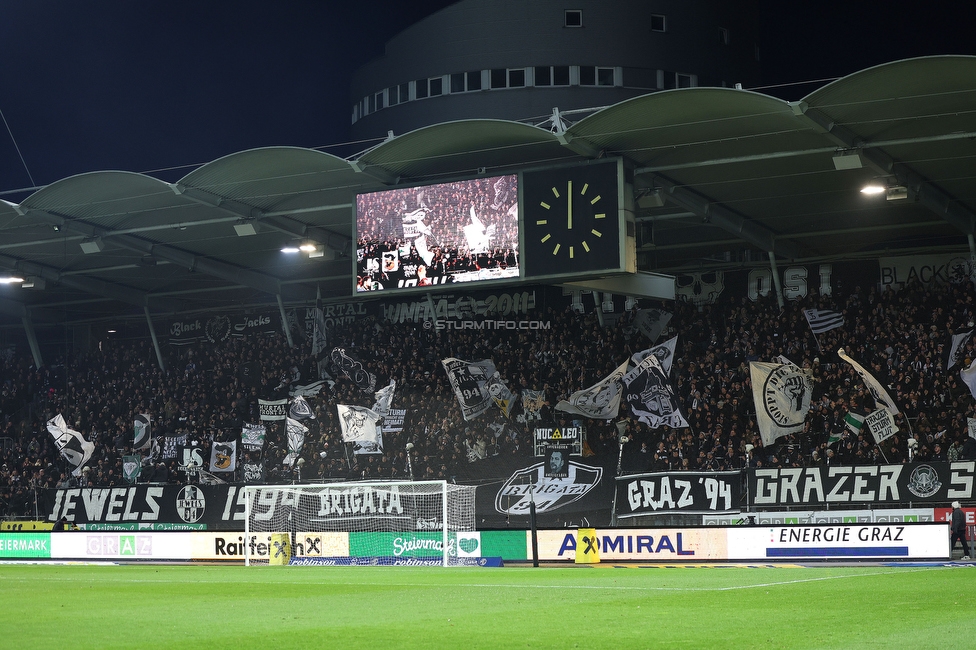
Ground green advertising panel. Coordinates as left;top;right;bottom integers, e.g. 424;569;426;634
0;533;52;559
481;531;527;560
347;530;527;560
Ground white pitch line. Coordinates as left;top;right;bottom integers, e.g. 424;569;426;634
0;567;946;593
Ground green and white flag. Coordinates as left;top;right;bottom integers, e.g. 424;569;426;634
122;455;142;483
844;411;866;434
241;423;266;451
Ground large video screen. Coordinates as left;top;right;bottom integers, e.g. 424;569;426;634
356;175;519;293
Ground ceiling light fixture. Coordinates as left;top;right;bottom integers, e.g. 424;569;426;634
860;183;886;195
832;150;864;170
0;276;25;284
234;222;257;237
280;243;301;254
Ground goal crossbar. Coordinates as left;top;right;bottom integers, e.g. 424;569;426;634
242;481;475;566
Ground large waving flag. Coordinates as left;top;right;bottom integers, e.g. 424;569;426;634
961;358;976;399
485;371;518;418
623;353;688;429
331;347;377;393
631;336;677;374
803;308;844;335
555;360;629;419
372;380;397;418
948;330;973;369
133;413;151;451
442;358;496;420
46;414;94;477
750;361;813;446
632;308;672;343
283;418;308;467
337;404;384;455
837;348;900;416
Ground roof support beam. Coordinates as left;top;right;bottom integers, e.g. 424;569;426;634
347;160;400;185
636;172;801;260
0;252;182;313
554;115;800;260
791;101;976;236
171;184;353;256
21;207;301;300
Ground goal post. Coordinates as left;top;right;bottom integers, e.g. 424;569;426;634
242;481;477;566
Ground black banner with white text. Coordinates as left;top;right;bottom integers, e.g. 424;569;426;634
615;471;742;517
747;462;976;506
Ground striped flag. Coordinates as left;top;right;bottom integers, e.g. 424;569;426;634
844;411;865;434
803;309;844;334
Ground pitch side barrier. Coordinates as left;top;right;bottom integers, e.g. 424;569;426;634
0;523;951;563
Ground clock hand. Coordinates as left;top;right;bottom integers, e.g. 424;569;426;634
567;180;573;230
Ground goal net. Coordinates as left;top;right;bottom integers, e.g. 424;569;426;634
243;481;477;566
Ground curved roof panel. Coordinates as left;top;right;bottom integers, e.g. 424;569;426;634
355;119;572;180
0;57;973;330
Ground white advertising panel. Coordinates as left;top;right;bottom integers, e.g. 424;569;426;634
726;523;948;560
51;532;193;560
532;528;728;561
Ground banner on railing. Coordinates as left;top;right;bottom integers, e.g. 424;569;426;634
615;470;742;517
747;461;976;506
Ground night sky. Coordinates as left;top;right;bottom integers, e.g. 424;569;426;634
1;1;973;198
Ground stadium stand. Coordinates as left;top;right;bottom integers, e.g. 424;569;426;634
3;276;976;519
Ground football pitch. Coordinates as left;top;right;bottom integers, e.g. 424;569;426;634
2;563;973;649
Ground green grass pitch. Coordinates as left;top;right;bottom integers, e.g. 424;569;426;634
2;563;973;649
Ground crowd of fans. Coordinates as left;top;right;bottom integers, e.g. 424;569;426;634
3;275;976;518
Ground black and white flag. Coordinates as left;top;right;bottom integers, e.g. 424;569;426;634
241;423;266;452
331;347;377;393
555;360;629;420
961;358;976;399
337;404;384;455
372;380;397;418
46;414;94;477
520;389;546;422
133;413;152;451
258;398;288;421
633;308;672;343
289;395;315;420
442;357;496;420
865;408;898;445
948;330;973;369
837;348;900;416
750;361;813;446
162;433;187;460
290;379;332;397
622;354;688;429
242;462;265;483
803;308;844;334
630;336;677;375
283;418;308;467
209;440;237;473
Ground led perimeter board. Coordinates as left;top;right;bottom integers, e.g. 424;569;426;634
356;175;520;293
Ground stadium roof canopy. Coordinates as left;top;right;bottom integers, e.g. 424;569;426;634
1;56;974;331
